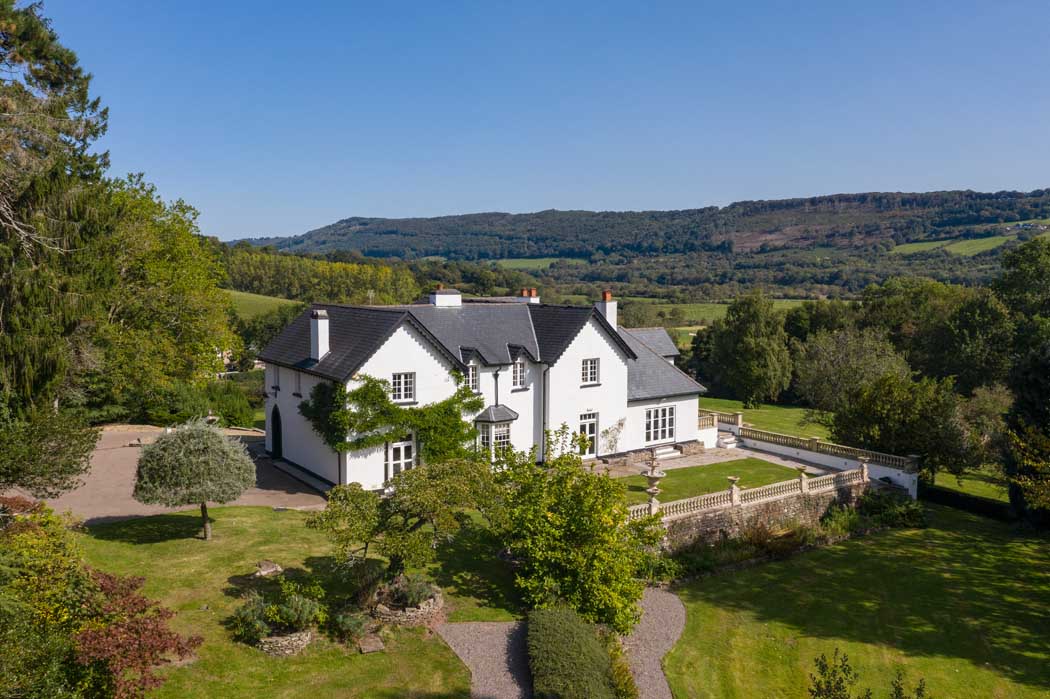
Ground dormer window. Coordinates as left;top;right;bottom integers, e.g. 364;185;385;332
512;360;526;389
467;365;479;393
581;358;600;385
391;372;415;402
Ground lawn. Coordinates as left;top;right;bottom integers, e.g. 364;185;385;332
77;507;504;698
934;467;1009;502
890;239;951;255
226;289;299;319
619;458;803;505
700;397;829;439
665;506;1050;698
943;234;1012;256
493;256;584;270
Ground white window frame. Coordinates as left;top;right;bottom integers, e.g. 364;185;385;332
391;372;416;402
579;412;598;456
512;360;526;389
386;437;415;481
479;422;511;461
645;406;676;443
581;358;600;385
467;364;479;393
294;370;302;395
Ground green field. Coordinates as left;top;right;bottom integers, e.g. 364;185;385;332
665;506;1050;698
494;256;584;270
934;467;1009;502
225;289;299;319
619;458;803;505
78;507;472;698
700;397;829;439
891;239;951;255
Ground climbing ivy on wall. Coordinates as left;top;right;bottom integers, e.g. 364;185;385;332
298;374;484;463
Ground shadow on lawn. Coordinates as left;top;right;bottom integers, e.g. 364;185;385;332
87;512;206;543
431;520;522;617
676;507;1050;691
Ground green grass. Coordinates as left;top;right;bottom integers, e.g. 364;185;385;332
665;506;1050;698
619;458;803;505
943;235;1012;256
78;507;482;698
225;289;299;319
934;468;1009;502
891;239;951;255
493;257;584;270
700;397;829;439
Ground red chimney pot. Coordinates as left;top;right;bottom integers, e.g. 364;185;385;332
601;290;613;302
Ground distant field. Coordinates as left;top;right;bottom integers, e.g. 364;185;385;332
891;239;951;255
494;257;584;270
225;289;299;319
646;299;806;325
943;235;1012;255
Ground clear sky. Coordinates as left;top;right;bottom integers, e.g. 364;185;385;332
45;1;1050;240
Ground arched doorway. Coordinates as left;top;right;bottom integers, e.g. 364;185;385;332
271;405;283;459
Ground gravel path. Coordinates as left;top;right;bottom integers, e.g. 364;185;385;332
437;621;531;699
622;588;687;699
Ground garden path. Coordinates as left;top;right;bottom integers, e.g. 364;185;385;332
436;621;531;699
622;587;687;699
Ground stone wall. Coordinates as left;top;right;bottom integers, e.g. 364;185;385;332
600;440;706;468
372;588;444;627
662;481;868;553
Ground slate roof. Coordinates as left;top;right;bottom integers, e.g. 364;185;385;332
617;328;706;401
257;305;463;382
475;404;520;423
622;327;680;358
258;300;703;401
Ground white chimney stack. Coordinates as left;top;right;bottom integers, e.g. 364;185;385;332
310;309;329;361
429;284;463;307
595;289;617;328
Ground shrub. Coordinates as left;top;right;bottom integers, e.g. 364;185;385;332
386;573;434;608
856;489;927;529
821;505;863;538
601;629;639;699
344;558;386;608
230;576;327;643
230;591;270;644
527;607;617;699
203;380;255;428
330;610;369;643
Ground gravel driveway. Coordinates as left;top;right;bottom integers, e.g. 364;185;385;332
622;588;687;699
35;425;325;523
437;621;531;699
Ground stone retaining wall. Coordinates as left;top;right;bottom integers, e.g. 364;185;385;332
372;588;444;627
662;481;868;552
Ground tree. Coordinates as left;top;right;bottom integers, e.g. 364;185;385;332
708;291;792;407
927;289;1014;395
233;302;306;368
994;237;1050;318
132;420;255;540
1004;324;1050;520
784;299;857;344
830;373;977;478
492;432;663;633
795;327;911;417
307;459;493;577
0;407;99;497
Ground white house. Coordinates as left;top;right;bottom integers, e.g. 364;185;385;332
259;288;715;490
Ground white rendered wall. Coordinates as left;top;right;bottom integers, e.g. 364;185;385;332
697;424;718;449
545;318;630;459
348;324;459;489
623;395;700;452
472;359;541;456
265;366;342;485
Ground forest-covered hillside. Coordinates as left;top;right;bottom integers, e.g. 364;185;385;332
243;189;1050;260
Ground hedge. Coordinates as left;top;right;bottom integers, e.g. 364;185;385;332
527;607;617;699
919;483;1015;521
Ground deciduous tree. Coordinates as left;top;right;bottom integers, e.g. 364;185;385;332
133;420;255;540
708;291;792;407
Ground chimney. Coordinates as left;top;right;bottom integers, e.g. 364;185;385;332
520;287;529;298
310;309;329;361
526;287;540;304
595;290;617;327
429;287;462;307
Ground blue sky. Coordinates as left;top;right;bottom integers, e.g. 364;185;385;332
46;1;1050;240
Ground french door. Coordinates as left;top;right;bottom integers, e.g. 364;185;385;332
579;412;598;456
388;439;414;478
